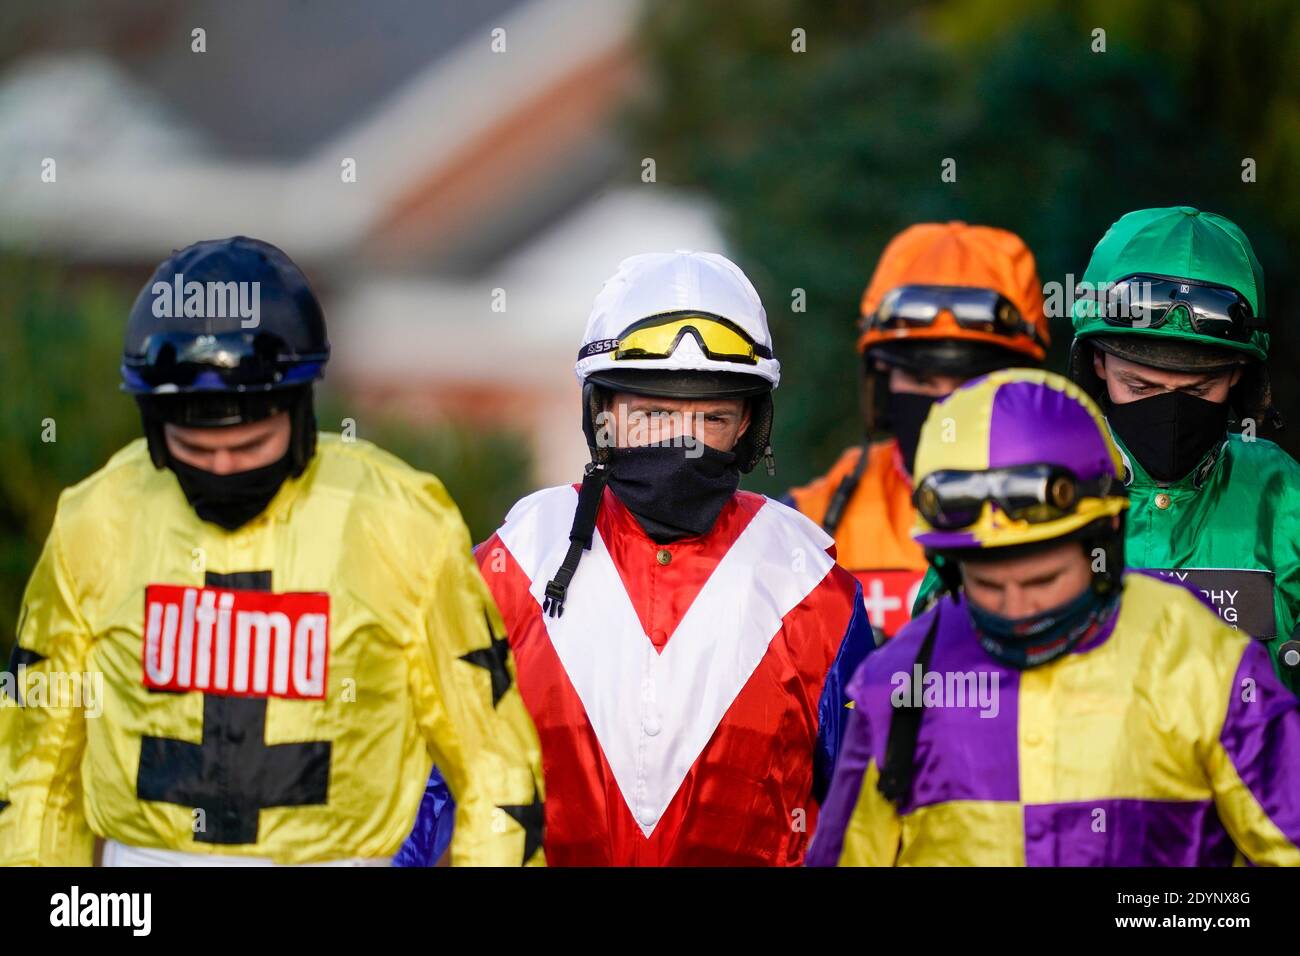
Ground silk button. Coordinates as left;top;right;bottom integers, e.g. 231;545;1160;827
1154;493;1171;510
656;549;672;566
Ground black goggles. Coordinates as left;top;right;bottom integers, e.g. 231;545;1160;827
1089;274;1263;341
122;331;326;392
914;464;1120;531
865;284;1046;349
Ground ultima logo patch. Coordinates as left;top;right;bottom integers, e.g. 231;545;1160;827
142;584;329;699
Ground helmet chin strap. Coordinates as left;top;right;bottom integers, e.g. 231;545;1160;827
288;386;317;475
541;461;610;619
142;413;169;469
580;382;612;464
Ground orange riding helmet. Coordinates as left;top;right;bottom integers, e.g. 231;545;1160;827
857;221;1049;370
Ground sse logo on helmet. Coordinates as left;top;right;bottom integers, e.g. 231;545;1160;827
142;584;330;699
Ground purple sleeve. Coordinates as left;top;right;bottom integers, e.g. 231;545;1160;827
1219;641;1300;852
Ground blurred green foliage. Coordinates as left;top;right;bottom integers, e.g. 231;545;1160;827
0;256;140;659
629;0;1300;494
0;255;532;659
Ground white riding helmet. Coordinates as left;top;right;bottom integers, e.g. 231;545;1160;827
575;250;781;396
541;251;780;618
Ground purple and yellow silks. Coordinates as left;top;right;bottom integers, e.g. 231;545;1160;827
808;573;1300;866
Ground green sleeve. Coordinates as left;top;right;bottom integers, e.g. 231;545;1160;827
1265;474;1300;695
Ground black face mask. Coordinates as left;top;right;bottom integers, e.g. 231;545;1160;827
886;390;939;476
1105;391;1229;483
167;453;295;530
607;441;741;543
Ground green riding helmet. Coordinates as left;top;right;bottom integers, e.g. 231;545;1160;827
1068;206;1278;427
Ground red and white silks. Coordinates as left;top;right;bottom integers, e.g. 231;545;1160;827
476;485;862;865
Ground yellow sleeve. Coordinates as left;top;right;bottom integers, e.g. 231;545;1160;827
0;513;95;866
836;760;903;866
810;700;902;866
408;510;545;867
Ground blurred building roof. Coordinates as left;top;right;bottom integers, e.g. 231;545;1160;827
0;0;730;485
0;0;645;272
130;0;532;161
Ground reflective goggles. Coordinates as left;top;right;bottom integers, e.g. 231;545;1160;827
122;331;326;392
1087;274;1263;341
865;284;1046;349
914;464;1119;531
578;311;773;366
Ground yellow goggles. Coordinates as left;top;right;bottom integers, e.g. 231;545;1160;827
579;312;772;366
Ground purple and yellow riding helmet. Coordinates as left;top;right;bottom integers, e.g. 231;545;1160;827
910;369;1130;587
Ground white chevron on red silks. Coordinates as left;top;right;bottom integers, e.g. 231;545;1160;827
496;485;835;836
